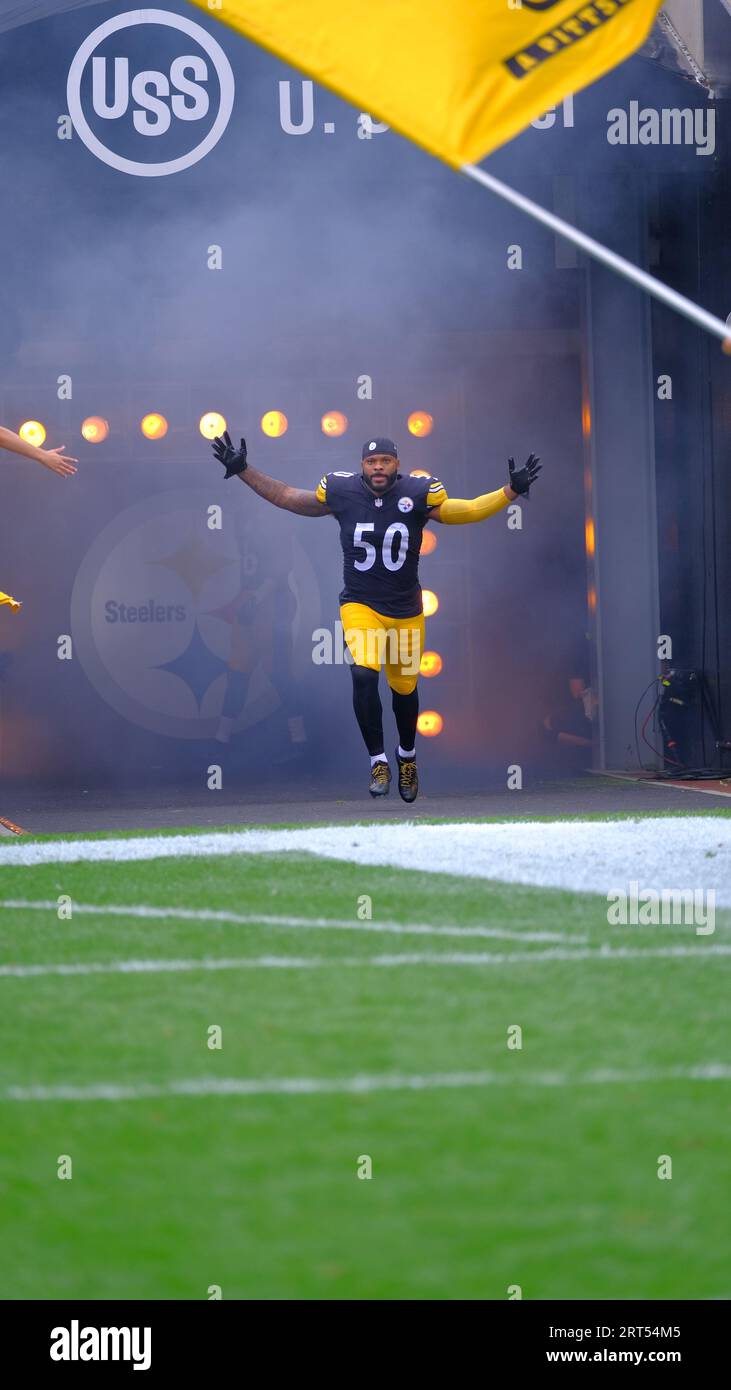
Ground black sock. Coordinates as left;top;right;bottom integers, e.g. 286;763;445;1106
391;686;419;753
350;665;384;756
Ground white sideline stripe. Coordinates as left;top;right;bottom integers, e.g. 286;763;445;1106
1;817;729;910
0;899;585;945
2;943;730;978
6;1063;731;1103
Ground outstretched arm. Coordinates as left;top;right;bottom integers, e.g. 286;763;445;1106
211;430;329;516
431;485;513;525
242;465;330;517
430;453;541;525
0;426;77;477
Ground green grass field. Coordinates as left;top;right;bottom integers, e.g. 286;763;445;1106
1;828;730;1300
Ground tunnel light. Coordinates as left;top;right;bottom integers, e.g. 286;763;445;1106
321;412;348;437
585;517;595;557
420;651;443;677
81;417;109;443
422;589;439;617
417;710;443;736
420;530;437;556
18;420;46;447
141;413;168;440
199;412;226;440
261;410;288;438
410;468;431;478
408;411;433;437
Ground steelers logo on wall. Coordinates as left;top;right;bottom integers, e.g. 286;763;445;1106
70;490;320;739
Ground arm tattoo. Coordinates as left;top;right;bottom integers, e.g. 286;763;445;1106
241;465;329;516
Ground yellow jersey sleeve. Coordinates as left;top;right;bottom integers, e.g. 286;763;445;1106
315;474;328;505
426;477;448;508
438;487;510;525
0;589;21;612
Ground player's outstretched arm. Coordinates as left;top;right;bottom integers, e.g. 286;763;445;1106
243;467;330;516
430;453;541;524
211;431;329;516
0;426;78;477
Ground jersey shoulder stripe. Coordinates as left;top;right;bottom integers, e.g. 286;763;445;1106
316;470;356;505
427;477;448;507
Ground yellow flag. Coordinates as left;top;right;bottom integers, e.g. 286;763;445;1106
190;0;662;166
0;590;21;613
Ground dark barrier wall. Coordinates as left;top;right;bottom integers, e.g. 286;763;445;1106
0;2;728;788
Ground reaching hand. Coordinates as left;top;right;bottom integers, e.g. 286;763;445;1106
40;446;78;477
508;452;541;497
212;431;248;480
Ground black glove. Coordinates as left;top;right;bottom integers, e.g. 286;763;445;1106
212;431;248;480
508;452;541;497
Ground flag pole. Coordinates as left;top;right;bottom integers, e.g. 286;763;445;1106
461;163;731;348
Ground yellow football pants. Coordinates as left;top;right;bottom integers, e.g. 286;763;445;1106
340;602;424;695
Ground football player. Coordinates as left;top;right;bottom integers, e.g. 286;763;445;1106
212;431;541;801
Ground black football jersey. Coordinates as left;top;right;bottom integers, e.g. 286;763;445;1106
315;471;448;618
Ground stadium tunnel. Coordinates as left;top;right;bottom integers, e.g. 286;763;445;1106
1;0;730;795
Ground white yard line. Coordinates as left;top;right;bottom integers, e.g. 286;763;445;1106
0;817;729;907
5;1063;731;1103
1;943;729;979
0;899;585;945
